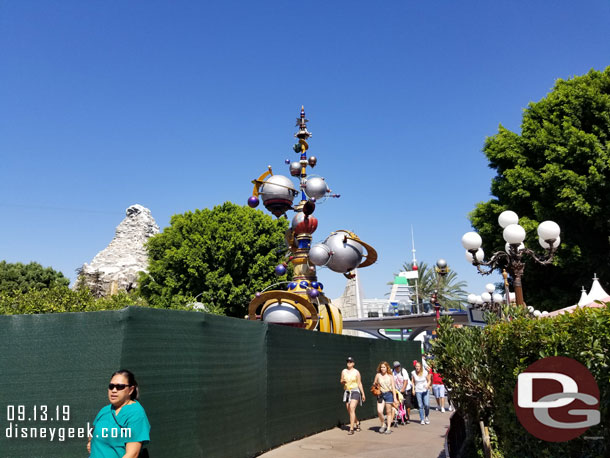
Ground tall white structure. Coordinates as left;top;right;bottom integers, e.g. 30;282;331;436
333;269;365;318
77;204;160;295
334;272;416;319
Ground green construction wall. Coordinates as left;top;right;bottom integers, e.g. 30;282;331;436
0;307;420;458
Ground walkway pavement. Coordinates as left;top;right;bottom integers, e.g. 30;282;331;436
260;405;451;458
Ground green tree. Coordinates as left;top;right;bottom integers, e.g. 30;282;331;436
393;261;468;309
138;202;291;316
0;261;70;293
471;67;610;311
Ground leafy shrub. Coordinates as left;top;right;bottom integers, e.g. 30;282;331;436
432;306;609;458
0;286;226;316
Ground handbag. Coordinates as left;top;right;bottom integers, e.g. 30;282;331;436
370;382;381;397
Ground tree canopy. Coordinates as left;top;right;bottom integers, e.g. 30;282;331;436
470;66;610;311
138;202;291;316
0;261;70;294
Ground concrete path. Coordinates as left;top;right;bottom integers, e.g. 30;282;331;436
260;406;451;458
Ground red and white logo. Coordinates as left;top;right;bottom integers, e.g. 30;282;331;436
514;356;600;442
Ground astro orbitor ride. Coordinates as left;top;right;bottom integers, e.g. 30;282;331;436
246;107;377;334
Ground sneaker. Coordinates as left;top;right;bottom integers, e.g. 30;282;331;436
379;425;386;433
448;405;454;411
384;429;392;434
420;420;425;425
441;407;446;412
425;417;430;424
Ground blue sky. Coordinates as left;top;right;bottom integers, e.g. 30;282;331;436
1;1;609;303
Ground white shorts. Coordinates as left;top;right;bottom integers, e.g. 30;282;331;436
432;384;445;398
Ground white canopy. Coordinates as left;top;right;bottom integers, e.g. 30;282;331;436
577;274;609;306
548;274;609;317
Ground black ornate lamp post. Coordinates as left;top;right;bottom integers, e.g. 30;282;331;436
461;210;560;306
433;258;449;326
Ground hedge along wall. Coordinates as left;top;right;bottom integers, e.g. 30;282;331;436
0;307;420;458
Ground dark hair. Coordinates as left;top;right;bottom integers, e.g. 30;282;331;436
111;369;139;400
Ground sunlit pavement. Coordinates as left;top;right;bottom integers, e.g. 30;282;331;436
260;403;450;458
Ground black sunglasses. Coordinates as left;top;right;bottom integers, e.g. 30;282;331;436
108;384;131;391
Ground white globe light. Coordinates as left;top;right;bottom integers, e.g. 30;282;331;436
527;305;534;312
476;295;484;305
498;210;519;228
541;311;549;316
461;232;482;250
485;283;495;293
533;310;541;317
539;236;561;249
537;220;560;241
492;293;503;303
467;293;478;304
505;242;525;253
481;292;491;302
503;224;526;244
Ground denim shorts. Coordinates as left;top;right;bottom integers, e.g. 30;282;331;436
433;384;446;398
381;391;394;403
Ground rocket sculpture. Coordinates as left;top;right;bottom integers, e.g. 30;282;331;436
246;107;377;334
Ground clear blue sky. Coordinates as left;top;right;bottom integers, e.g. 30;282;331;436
1;1;609;304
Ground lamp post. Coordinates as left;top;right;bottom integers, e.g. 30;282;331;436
461;210;560;306
433;259;449;326
467;283;504;316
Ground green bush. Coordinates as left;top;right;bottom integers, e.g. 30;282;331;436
0;286;143;314
432;306;609;458
0;286;226;316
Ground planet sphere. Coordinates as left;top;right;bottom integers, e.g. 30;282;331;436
247;196;259;208
325;233;363;273
309;243;331;266
260;174;297;216
304;177;328;200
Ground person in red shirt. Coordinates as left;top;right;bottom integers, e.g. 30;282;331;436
430;364;447;412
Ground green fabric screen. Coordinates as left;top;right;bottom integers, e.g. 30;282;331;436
0;307;420;457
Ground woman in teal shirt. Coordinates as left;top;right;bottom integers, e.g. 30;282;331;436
87;370;150;458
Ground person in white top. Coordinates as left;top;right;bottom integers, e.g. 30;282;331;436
411;361;432;425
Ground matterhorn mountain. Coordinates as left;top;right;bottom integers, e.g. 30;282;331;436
76;204;159;296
